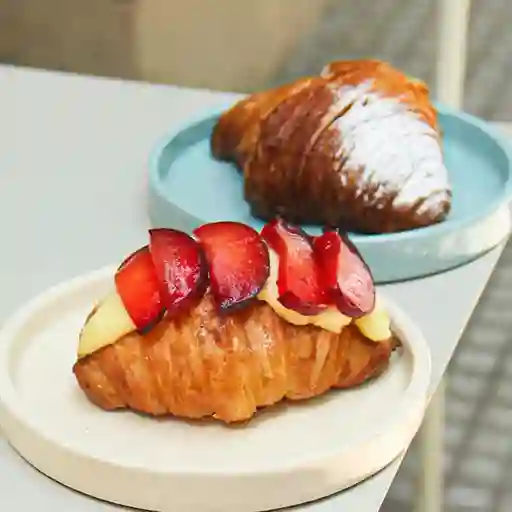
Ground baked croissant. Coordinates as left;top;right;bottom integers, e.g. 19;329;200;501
74;295;396;424
211;59;452;234
73;220;398;424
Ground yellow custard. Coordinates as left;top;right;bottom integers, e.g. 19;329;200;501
77;293;135;359
78;249;391;358
258;248;391;340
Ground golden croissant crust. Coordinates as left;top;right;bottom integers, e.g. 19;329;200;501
211;59;451;234
74;294;396;423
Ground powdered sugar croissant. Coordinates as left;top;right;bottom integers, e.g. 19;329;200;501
211;59;451;233
74;295;396;423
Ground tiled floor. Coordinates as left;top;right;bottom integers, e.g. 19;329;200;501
271;1;512;510
379;244;512;512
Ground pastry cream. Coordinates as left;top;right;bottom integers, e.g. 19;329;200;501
77;292;136;359
258;248;391;340
78;249;391;358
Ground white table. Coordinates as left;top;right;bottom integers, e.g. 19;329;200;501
0;65;510;511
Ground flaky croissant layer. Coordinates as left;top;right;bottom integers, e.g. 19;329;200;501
74;294;396;423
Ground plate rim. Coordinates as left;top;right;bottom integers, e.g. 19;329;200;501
148;100;512;247
0;265;431;477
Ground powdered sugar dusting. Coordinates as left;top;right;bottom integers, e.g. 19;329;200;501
329;80;450;215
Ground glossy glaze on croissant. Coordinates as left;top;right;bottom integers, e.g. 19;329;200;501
211;59;451;234
73;294;396;424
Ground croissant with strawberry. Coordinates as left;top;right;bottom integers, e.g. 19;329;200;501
211;59;451;234
73;219;398;424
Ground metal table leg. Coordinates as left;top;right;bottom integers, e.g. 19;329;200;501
416;379;446;512
435;0;471;109
415;1;472;510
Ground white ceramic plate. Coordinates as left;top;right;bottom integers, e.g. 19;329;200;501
0;266;431;512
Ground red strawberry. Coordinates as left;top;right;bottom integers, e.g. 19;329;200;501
313;229;375;317
193;221;270;311
115;246;165;332
261;218;326;315
149;228;208;315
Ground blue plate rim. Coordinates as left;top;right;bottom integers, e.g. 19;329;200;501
148;100;512;244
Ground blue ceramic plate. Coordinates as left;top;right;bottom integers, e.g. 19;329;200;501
148;100;512;283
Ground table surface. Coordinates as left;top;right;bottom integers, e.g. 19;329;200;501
0;65;510;512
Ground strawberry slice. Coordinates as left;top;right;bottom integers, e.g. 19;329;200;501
149;228;208;315
261;218;326;315
193;221;270;311
313;229;375;317
115;246;165;332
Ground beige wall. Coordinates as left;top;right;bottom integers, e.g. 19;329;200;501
0;0;328;91
0;0;138;80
